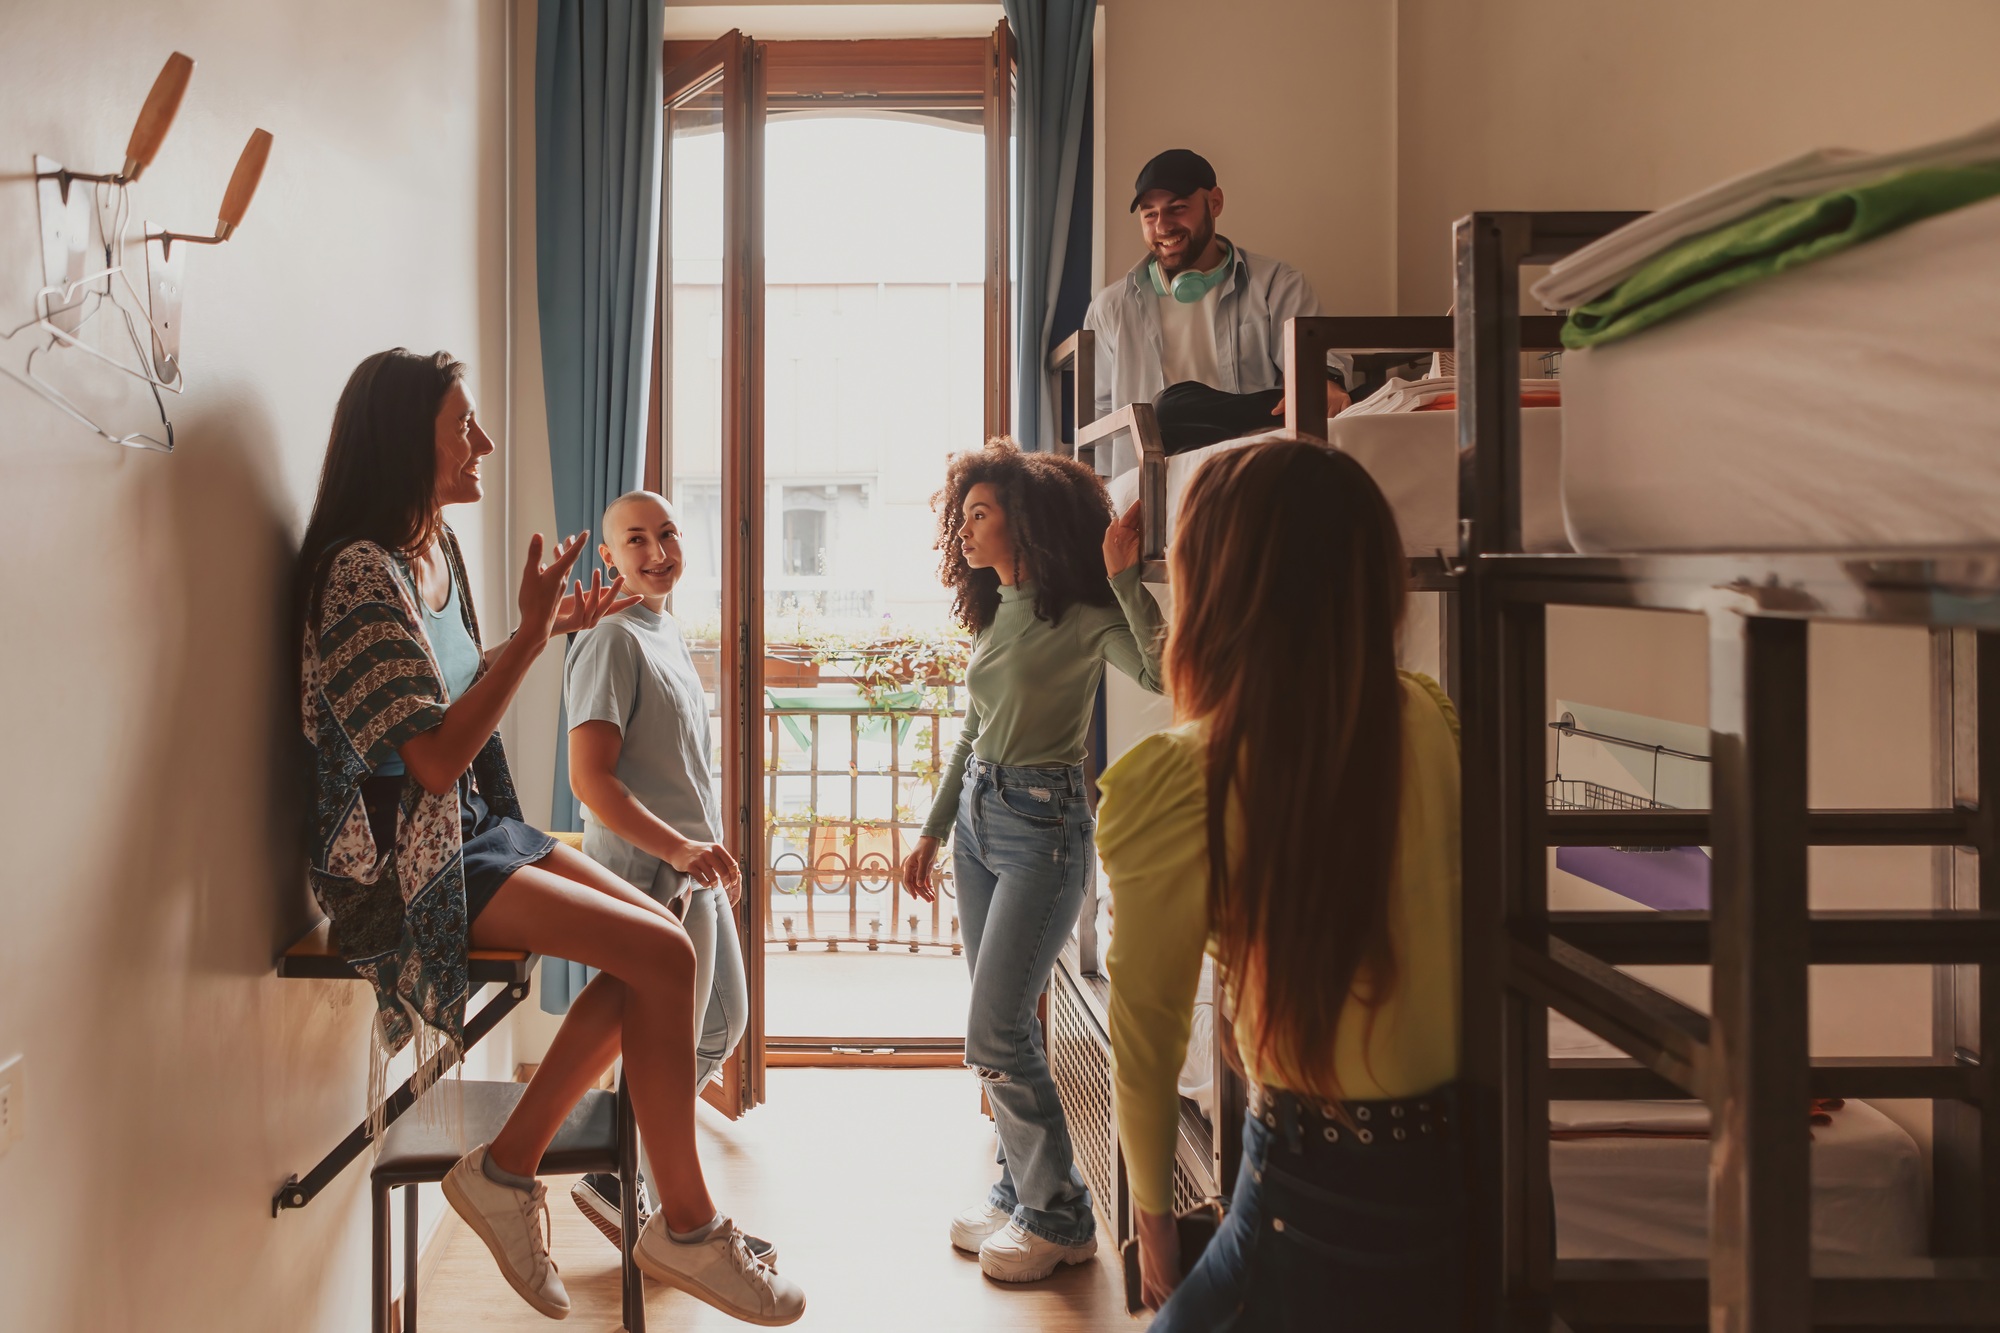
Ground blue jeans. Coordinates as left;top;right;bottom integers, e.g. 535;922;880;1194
1155;1097;1464;1332
954;757;1097;1246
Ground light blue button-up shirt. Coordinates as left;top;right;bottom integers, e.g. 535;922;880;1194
1082;240;1355;424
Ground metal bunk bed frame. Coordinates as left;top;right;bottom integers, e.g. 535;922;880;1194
1452;210;2000;1333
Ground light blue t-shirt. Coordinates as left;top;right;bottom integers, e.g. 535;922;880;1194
377;575;481;777
562;603;719;900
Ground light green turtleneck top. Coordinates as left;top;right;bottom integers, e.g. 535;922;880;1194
922;565;1166;839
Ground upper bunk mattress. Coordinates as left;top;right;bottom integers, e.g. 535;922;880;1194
1103;408;1568;558
1560;192;2000;552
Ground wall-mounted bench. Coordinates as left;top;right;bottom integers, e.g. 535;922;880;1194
276;832;646;1332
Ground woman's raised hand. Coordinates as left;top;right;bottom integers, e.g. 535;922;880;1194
901;835;941;903
517;532;591;644
1104;501;1142;576
553;566;643;636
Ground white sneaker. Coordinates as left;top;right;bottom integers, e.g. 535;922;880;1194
634;1214;806;1326
949;1200;1013;1253
978;1220;1098;1283
441;1144;570;1319
574;1174;779;1267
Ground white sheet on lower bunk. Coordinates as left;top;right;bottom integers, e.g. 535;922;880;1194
1547;1013;1927;1260
1560;192;2000;552
1553;1100;1926;1260
1101;408;1568;558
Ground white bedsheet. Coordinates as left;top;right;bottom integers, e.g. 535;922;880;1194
1548;1014;1927;1259
1103;409;1569;559
1553;1100;1926;1260
1561;192;2000;552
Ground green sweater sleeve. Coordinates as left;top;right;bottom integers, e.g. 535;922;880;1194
1099;728;1212;1216
1100;564;1166;693
921;706;981;840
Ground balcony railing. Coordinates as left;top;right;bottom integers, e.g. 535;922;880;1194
686;638;970;953
760;645;967;954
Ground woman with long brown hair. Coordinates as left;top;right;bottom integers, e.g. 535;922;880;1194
899;438;1165;1283
1098;435;1462;1329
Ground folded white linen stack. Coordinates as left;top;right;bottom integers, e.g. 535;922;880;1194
1531;116;2000;311
1551;1101;1711;1137
1337;375;1560;419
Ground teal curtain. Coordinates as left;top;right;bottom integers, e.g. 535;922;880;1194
1005;0;1098;449
535;0;664;1011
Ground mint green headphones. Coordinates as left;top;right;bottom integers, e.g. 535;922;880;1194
1150;240;1234;304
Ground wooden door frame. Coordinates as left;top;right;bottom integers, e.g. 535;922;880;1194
984;20;1014;442
651;28;1017;1085
658;31;767;1115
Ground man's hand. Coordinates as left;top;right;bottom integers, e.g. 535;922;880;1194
1271;383;1352;421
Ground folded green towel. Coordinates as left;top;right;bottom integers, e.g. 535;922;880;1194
1562;164;2000;349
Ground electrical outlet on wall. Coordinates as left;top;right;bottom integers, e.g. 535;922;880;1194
0;1054;23;1156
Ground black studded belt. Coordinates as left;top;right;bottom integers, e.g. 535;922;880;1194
1248;1083;1454;1149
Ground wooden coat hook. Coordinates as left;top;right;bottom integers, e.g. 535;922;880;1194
9;50;275;448
151;129;275;255
36;52;195;200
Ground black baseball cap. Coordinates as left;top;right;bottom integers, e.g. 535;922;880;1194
1130;149;1216;212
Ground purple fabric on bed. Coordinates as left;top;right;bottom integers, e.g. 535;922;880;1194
1556;845;1712;911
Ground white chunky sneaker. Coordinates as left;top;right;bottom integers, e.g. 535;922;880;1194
949;1200;1013;1254
634;1214;806;1326
978;1220;1098;1283
441;1144;570;1319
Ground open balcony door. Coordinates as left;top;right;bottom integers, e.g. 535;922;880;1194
657;32;766;1116
655;23;1013;1111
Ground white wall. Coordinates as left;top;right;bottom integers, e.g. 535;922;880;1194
1393;0;2000;312
0;3;511;1328
1100;0;1398;315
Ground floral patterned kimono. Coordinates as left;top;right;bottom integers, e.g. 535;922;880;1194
301;530;525;1063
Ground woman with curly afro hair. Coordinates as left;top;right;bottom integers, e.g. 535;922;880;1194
900;437;1166;1282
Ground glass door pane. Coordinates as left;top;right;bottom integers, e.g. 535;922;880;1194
758;109;988;1048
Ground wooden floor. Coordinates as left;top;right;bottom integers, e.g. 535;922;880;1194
423;1067;1134;1331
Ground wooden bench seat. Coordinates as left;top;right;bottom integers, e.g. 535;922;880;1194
279;918;534;985
279;830;580;983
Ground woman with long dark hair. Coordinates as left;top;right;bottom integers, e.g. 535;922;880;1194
899;438;1166;1283
1099;436;1462;1329
299;349;804;1325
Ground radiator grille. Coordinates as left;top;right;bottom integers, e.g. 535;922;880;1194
1048;968;1219;1235
1170;1141;1209;1214
1048;974;1115;1221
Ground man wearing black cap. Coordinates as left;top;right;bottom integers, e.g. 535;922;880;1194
1083;149;1352;453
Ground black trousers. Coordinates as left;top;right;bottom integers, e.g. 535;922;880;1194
1152;380;1286;456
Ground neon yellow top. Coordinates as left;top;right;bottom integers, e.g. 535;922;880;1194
1098;673;1462;1214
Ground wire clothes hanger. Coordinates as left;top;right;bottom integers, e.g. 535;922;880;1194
1;186;179;452
4;52;271;454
